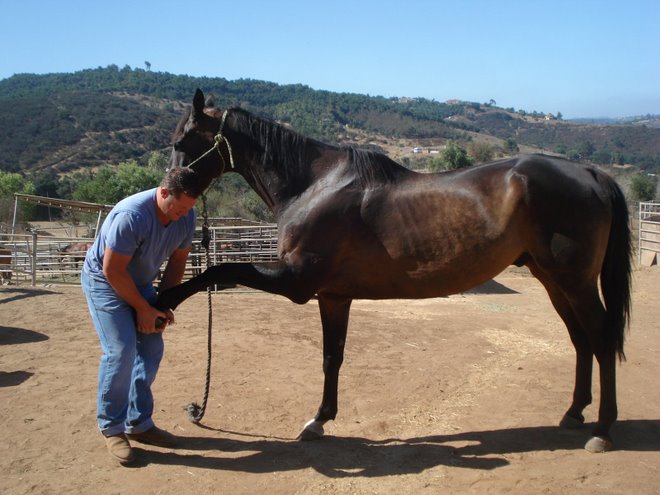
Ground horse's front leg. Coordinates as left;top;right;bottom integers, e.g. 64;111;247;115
299;295;352;441
157;261;317;311
156;265;219;311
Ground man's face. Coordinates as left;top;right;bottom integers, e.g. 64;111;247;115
160;188;197;222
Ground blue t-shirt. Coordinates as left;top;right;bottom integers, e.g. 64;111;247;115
83;188;196;288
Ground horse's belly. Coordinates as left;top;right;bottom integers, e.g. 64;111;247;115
325;249;517;300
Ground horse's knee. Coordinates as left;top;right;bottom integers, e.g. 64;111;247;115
322;354;344;375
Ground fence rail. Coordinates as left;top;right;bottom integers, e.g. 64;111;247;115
639;201;660;266
0;223;278;286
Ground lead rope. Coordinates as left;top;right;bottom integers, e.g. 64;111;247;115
183;110;234;423
184;193;213;423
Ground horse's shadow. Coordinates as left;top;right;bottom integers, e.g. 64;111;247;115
134;419;660;476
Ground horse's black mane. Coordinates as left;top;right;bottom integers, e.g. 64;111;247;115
345;147;410;187
230;108;411;188
230;108;312;191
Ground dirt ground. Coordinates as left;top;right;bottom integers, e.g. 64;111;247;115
1;266;659;494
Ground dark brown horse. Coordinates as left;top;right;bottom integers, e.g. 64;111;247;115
158;89;632;452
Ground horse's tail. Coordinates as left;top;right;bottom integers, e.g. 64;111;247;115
599;173;633;360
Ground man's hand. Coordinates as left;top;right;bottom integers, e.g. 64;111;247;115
136;306;171;334
155;309;175;331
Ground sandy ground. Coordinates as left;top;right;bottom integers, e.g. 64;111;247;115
1;266;659;494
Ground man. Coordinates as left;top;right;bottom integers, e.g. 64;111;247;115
82;167;203;465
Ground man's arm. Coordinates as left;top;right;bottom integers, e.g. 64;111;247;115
102;247;168;333
159;246;191;292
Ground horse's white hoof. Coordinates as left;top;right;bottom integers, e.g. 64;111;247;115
298;419;324;441
585;436;614;453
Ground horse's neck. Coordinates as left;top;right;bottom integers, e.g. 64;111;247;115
229;115;324;215
236;153;315;217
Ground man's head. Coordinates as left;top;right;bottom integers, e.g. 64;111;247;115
161;166;205;199
157;167;204;223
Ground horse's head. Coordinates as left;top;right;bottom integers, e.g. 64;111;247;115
170;89;225;190
170;89;312;213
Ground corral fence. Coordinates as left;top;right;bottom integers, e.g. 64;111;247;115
0;219;278;287
639;201;660;266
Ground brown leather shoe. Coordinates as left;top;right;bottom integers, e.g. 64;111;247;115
104;433;135;465
127;426;178;448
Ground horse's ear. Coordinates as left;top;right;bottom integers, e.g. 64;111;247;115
205;94;216;108
193;89;205;115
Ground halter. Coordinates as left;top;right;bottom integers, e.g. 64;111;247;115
185;109;236;174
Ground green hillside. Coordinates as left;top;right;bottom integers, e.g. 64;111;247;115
1;65;658;222
2;65;659;175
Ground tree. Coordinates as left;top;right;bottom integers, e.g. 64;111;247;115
469;141;495;164
0;171;36;222
72;161;162;205
569;141;596;161
505;137;519;154
147;151;169;172
629;174;658;202
429;141;474;171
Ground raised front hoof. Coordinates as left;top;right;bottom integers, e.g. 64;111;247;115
297;419;325;441
155;293;177;312
585;435;614;453
559;413;585;429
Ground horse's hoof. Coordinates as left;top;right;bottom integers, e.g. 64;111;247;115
297;419;324;441
559;413;585;429
585;435;614;453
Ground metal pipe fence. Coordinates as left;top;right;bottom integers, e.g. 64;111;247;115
0;222;278;286
639;201;660;265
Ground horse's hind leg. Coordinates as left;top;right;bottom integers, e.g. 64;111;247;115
565;290;618;452
528;263;616;452
298;294;352;440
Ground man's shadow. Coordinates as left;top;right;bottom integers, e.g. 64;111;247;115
0;287;57;305
133;419;660;476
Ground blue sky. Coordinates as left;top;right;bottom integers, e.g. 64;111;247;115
1;0;658;118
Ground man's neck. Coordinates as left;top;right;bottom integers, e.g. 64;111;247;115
154;187;169;225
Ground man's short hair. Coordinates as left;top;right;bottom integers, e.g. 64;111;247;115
161;167;204;198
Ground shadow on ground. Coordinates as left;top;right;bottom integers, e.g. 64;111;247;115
133;419;660;477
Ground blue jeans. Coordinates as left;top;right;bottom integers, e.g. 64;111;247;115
81;270;164;436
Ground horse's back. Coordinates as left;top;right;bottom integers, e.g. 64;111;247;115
512;154;616;207
511;155;618;236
